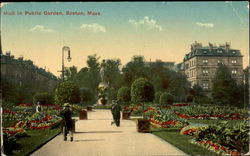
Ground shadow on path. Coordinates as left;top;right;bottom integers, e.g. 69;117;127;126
75;131;123;134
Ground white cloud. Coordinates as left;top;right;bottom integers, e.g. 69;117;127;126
196;22;214;28
80;23;106;33
0;2;10;8
29;25;55;33
129;16;163;32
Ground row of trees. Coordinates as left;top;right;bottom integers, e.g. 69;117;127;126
63;55;190;106
2;53;248;108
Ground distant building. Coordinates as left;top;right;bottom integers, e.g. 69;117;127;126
1;52;59;92
183;41;243;92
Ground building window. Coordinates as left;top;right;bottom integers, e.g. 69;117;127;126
202;59;208;64
232;69;237;75
217;59;223;65
202;82;209;89
202;70;209;76
217;50;223;53
232;60;237;64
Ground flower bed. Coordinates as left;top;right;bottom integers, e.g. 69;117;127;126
17;103;33;107
175;112;246;120
171;103;189;107
180;123;208;136
149;118;180;128
191;121;249;155
191;139;241;155
144;107;189;129
172;105;248;120
3;109;16;115
3;127;26;135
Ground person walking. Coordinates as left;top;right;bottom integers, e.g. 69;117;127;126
60;103;74;141
110;100;116;125
112;100;122;127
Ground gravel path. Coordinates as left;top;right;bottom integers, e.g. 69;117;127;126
31;109;187;156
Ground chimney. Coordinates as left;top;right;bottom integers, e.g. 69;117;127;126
225;42;230;52
18;56;23;60
208;42;213;51
6;52;11;56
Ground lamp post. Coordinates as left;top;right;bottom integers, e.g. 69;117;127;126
61;46;71;81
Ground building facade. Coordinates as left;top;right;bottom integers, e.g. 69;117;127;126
183;42;243;92
1;52;59;92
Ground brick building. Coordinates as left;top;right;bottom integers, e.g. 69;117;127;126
1;52;59;93
183;42;243;92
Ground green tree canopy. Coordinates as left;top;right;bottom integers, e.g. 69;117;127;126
79;88;96;106
117;86;131;104
33;92;54;105
159;92;174;106
65;66;78;82
131;78;154;103
122;56;150;87
54;81;80;105
211;64;242;107
154;91;162;104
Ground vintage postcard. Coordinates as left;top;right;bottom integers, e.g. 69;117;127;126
0;2;249;156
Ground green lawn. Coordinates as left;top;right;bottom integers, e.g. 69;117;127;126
11;128;61;156
151;127;218;156
188;119;244;125
3;119;17;127
129;117;219;155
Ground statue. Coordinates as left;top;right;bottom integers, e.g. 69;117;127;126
100;59;107;85
98;59;108;105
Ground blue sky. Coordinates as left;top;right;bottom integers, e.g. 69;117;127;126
1;2;249;76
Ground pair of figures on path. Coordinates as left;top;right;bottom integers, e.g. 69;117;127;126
111;100;122;127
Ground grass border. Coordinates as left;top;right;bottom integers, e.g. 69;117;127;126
25;129;61;156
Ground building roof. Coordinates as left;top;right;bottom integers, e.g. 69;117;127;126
184;47;243;61
1;52;58;80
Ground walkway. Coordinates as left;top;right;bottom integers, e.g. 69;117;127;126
31;109;187;156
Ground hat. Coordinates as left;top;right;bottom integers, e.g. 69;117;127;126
63;103;70;107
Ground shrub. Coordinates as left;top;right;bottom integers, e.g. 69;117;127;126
154;91;162;104
54;81;80;105
186;95;193;103
131;78;154;119
159;92;174;106
131;78;154;103
33;92;54;105
80;88;96;106
117;87;131;105
3;133;19;155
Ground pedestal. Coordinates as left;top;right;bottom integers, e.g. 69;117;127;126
87;106;92;111
72;119;76;132
122;111;131;120
79;110;87;120
137;119;151;133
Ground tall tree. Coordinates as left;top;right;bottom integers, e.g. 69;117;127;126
122;56;150;87
149;60;190;102
85;54;101;94
212;64;242;107
101;59;123;101
65;66;78;82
